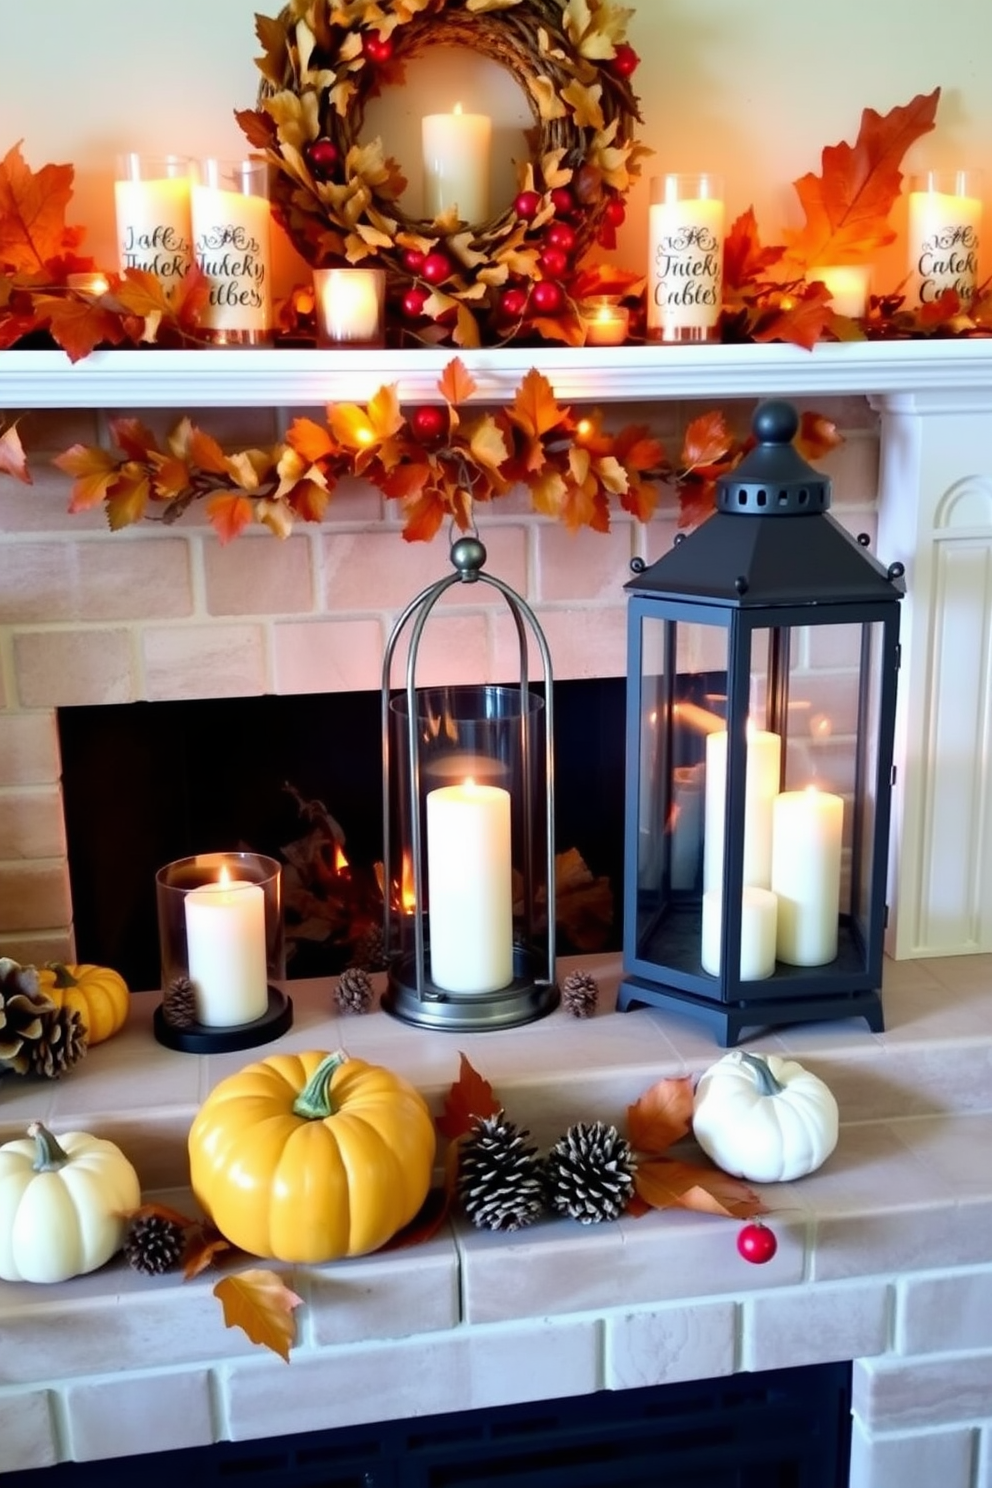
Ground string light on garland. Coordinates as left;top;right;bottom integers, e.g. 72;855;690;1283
237;0;649;349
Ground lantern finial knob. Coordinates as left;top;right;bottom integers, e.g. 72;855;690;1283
753;399;799;446
451;535;486;579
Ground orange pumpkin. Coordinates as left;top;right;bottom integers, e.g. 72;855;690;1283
35;963;130;1046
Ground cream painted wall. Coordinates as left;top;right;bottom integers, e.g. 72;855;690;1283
3;0;990;295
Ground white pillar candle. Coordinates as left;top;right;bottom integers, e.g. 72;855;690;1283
422;104;492;223
185;871;269;1027
313;268;385;346
192;162;272;337
670;762;704;890
647;173;724;341
907;171;982;306
114;155;193;285
771;787;844;966
815;264;870;318
426;780;513;994
701;886;778;980
703;728;781;892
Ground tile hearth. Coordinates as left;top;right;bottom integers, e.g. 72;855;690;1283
0;952;990;1488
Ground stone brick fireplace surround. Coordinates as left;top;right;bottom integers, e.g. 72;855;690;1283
1;339;991;1486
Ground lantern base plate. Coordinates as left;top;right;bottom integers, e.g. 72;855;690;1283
616;975;884;1048
152;987;293;1054
382;949;559;1031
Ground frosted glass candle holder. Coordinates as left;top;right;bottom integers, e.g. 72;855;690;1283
906;169;983;307
313;268;386;346
114;153;194;288
192;157;273;345
647;173;724;342
581;297;630;346
155;851;285;1037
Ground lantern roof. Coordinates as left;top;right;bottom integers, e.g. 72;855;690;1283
626;400;906;608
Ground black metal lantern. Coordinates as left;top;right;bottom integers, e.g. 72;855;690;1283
618;400;905;1045
380;536;559;1031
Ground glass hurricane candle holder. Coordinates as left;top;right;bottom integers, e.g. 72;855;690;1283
154;850;291;1052
906;169;983;307
114;153;193;288
192;157;273;345
647;172;724;342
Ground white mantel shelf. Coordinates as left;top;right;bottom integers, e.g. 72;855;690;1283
3;337;992;408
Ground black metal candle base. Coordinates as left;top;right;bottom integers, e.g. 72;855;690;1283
153;986;293;1054
616;975;883;1048
382;946;559;1031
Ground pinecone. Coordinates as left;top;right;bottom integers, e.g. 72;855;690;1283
545;1121;636;1224
25;1006;88;1080
162;976;198;1029
350;922;389;972
457;1112;547;1232
561;969;599;1018
0;958;57;1075
124;1214;187;1276
335;966;373;1014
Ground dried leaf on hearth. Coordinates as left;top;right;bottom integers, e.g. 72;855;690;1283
214;1269;303;1363
627;1075;695;1155
633;1157;765;1219
436;1053;501;1141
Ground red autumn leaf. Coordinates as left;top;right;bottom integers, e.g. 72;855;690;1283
235;107;279;152
172;261;211;330
206;491;255;543
570;263;645;301
677;478;719;531
784;89;941;269
612;424;664;473
0;422;31;484
287;477;332;523
752;282;835;350
633;1157;765;1219
918;287;961;327
109;417;160;462
681;411;733;470
32;294;126;363
723;207;786;293
0;142;81;272
435;1053;501;1141
400;487;449;544
796;411;843;461
378;461;432;503
437;356;477;407
214;1269;303;1362
378;1184;451;1252
626;1075;694;1156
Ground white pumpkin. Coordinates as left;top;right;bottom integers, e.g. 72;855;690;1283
0;1122;141;1283
692;1050;839;1183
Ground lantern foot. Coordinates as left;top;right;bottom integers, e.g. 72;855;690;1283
616;976;884;1048
382;945;559;1031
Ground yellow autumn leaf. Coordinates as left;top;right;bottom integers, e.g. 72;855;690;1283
256;497;295;539
562;79;605;131
526;75;568;122
530;468;568;518
539;150;573;191
563;0;634;59
214;1269;303;1363
224;449;271;493
595;454;629;495
106;468;151;530
330;78;357;116
467;414;510;474
451;301;482;349
447;232;489;271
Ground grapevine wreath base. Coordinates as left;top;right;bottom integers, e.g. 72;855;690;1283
239;0;647;347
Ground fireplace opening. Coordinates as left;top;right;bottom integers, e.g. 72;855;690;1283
58;678;627;994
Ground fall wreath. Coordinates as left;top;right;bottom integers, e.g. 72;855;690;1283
237;0;648;348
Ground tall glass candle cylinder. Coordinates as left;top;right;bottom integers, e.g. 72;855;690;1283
192;158;273;344
313;267;386;346
114;153;193;288
422;104;492;223
906;170;982;307
647;173;724;342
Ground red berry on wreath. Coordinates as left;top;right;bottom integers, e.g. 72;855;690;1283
545;222;578;256
306;138;339;178
549;186;577;218
362;32;394;64
610;43;641;78
402;248;426;275
737;1222;778;1265
410;405;447;444
604;197;627;228
531;279;564;315
402;285;429;318
422;251;453;285
539;245;570;279
499;286;529;320
513;189;542;220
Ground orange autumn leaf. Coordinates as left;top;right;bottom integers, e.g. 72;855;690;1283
752;283;836;350
214;1269;303;1363
626;1075;694;1156
0;142;81;272
437;356;478;406
287;477;332;524
681;411;733;470
436;1053;501;1141
677;478;719;532
184;1229;232;1281
105;468;152;531
32;294;126;363
378;460;432;503
401;487;449;544
633;1157;765;1220
784;88;941;270
54;444;119;512
0;422;31;484
507;366;570;440
206;491;255;544
723;206;786;293
108;417;160;462
796;410;843;461
186;426;231;476
287;416;339;464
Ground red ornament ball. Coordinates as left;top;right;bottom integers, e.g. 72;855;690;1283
531;279;564;315
513;190;542;220
402;286;429;319
306;138;339;177
544;222;578;255
402;248;426;275
737;1222;778;1265
610;43;641;77
422;251;453;285
362;32;394;64
603;197;627;228
499;286;529;320
410;405;447;444
549;186;577;218
538;246;570;279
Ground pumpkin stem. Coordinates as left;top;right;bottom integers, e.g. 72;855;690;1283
292;1052;349;1120
27;1121;70;1172
737;1051;785;1096
45;962;79;990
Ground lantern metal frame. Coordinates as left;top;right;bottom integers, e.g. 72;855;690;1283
379;536;559;1031
617;400;905;1046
